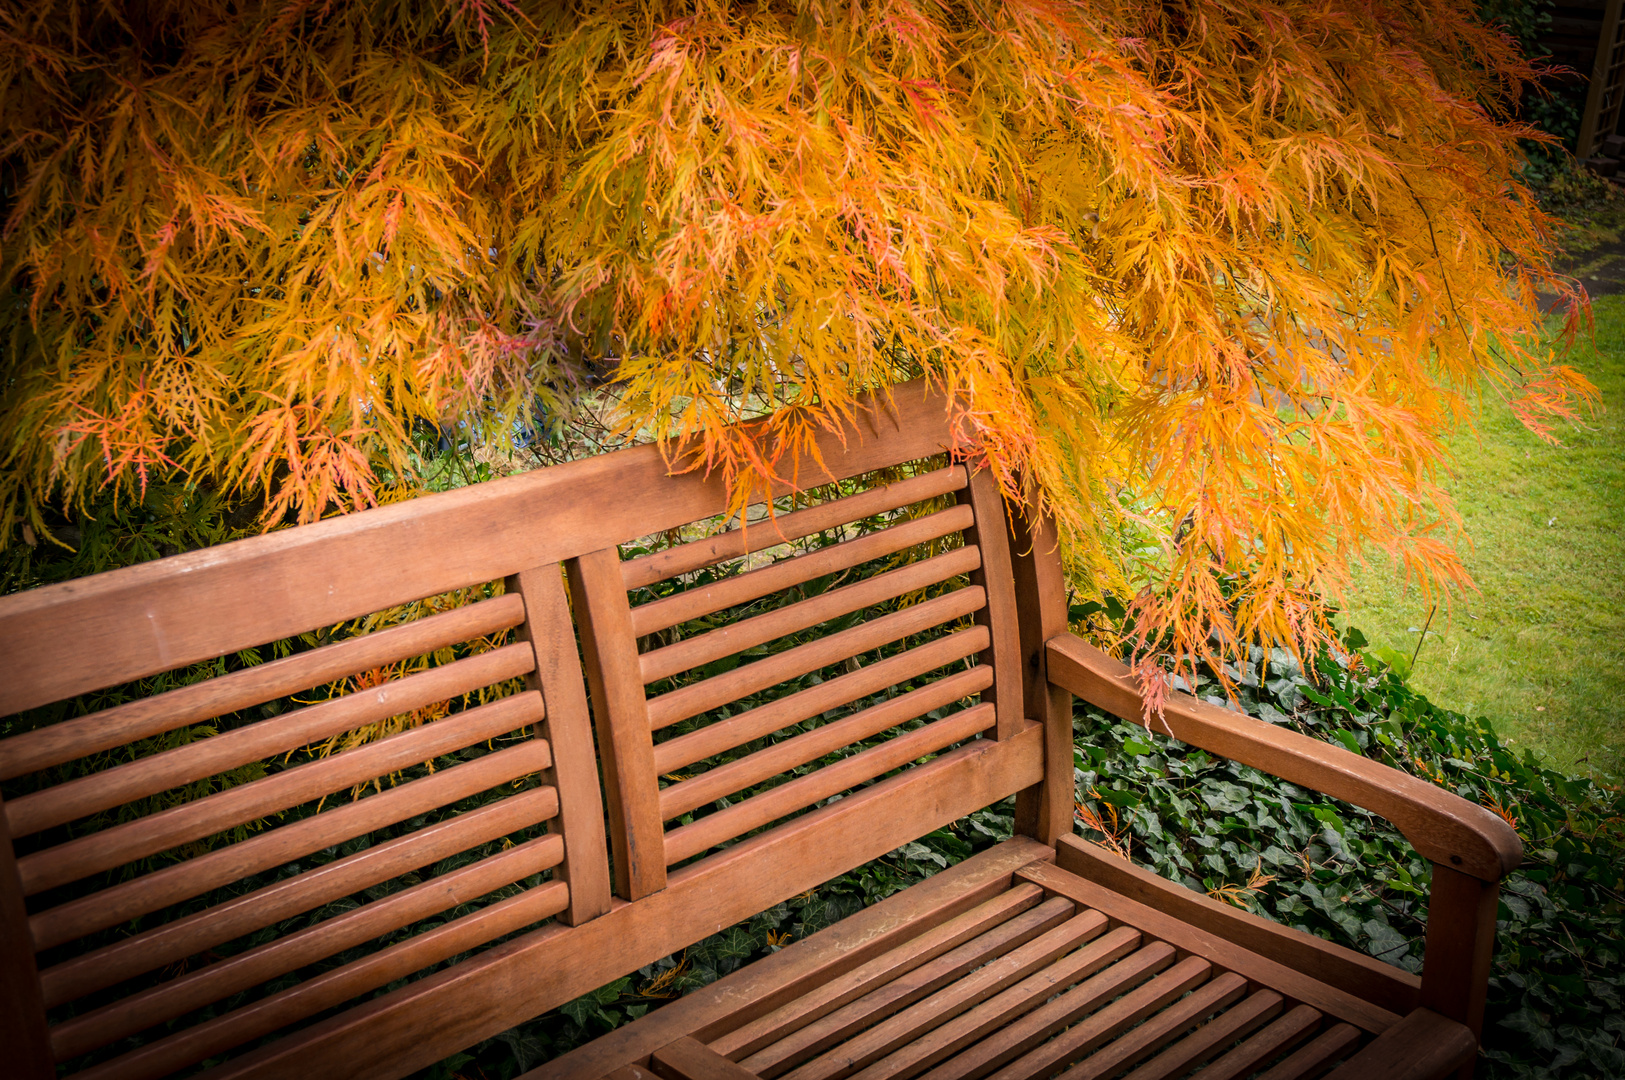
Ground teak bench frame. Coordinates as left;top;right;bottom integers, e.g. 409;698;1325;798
0;382;1520;1080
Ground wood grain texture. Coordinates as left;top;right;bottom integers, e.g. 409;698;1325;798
208;749;1047;1080
639;545;981;685
663;705;999;865
50;833;566;1061
0;592;525;782
5;642;536;838
76;881;570;1080
846;924;1142;1080
19;693;546;896
631;504;973;637
647;586;986;730
1055;972;1248;1080
1322;1009;1476;1080
621;466;967;591
568;548;666;901
509;564;612;926
659;666;992;820
741;898;1080;1078
0;381;956;716
1122;989;1283;1080
652;627;988;775
650;1037;763;1080
709;885;1046;1061
30;739;553;951
1007;499;1072;845
981;956;1214;1080
1253;1024;1362;1080
0;832;53;1079
956;470;1020;742
778;906;1106;1080
1193;1005;1323;1080
1045;632;1524;881
918;941;1176;1080
1019;855;1401;1034
40;786;559;1008
1419;863;1501;1039
1055;833;1420;1015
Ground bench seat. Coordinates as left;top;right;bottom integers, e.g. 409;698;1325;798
537;839;1474;1080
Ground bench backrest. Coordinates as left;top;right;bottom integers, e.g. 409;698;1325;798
0;382;1063;1079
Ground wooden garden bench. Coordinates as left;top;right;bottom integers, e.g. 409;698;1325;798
0;382;1521;1080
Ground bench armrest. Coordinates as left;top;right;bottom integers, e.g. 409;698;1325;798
1044;633;1521;882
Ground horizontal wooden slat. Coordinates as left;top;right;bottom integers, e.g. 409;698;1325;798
663;704;997;866
5;643;535;838
785;910;1111;1080
710;884;1046;1061
661;665;993;820
1123;989;1284;1080
640;545;980;685
51;832;566;1060
1059;972;1249;1080
631;505;973;637
1194;1005;1323;1080
982;956;1214;1080
41;786;561;1007
1253;1024;1362;1080
857;925;1144;1080
78;879;571;1080
20;692;547;896
0;381;956;716
654;627;988;775
743;897;1080;1078
651;1037;762;1080
918;942;1178;1080
648;586;986;730
621;466;968;591
0;593;526;782
30;740;553;951
207;742;1047;1080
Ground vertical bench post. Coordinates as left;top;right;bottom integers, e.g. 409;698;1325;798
1008;498;1074;845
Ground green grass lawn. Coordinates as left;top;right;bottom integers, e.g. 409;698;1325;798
1339;295;1625;781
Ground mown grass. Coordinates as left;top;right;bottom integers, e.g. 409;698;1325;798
1339;294;1625;780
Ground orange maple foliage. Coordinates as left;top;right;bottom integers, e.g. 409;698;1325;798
0;0;1595;684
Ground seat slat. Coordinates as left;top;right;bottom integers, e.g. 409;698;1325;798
40;785;560;1007
632;505;974;637
78;879;571;1080
850;924;1142;1080
0;593;526;782
711;884;1047;1061
1056;971;1248;1080
648;587;986;730
30;739;552;950
918;942;1179;1080
19;693;547;896
1194;1005;1324;1080
1121;988;1284;1080
783;909;1109;1080
653;627;989;775
984;956;1213;1080
5;642;535;838
660;665;993;821
743;896;1078;1079
663;704;994;865
49;832;566;1060
621;467;968;591
640;546;981;685
650;1036;762;1080
1251;1023;1361;1080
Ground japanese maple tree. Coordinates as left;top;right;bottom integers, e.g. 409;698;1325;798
0;0;1593;684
